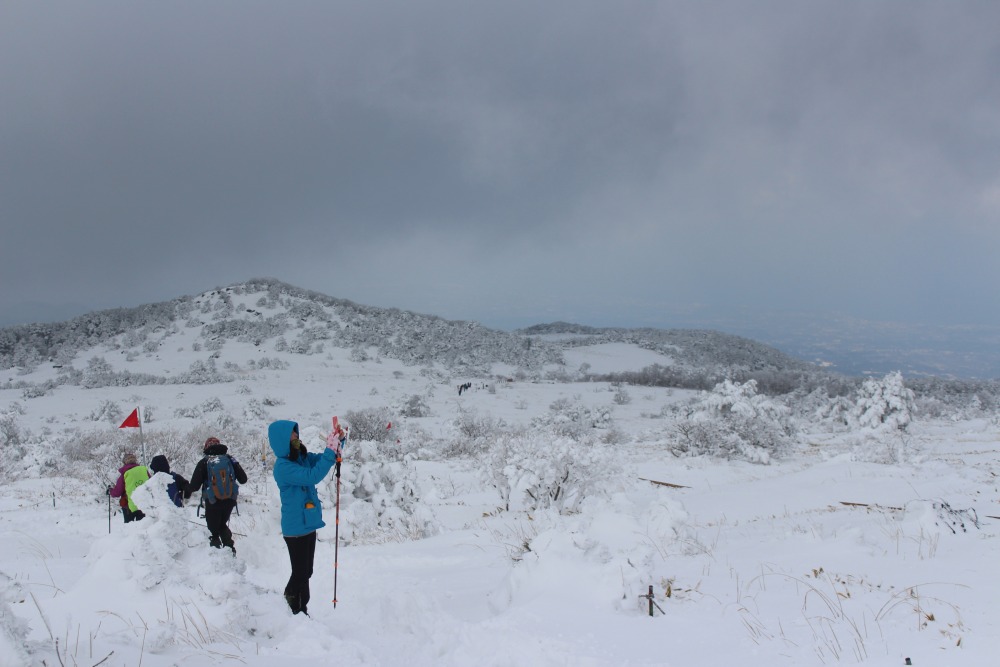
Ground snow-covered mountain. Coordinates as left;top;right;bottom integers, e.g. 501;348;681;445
1;278;820;388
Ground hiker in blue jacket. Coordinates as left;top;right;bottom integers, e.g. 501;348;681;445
268;419;340;616
184;437;248;552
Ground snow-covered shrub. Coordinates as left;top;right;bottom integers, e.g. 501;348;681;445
400;394;431;418
672;379;794;464
56;365;83;385
89;399;122;424
531;397;613;439
244;399;270;421
13;347;41;375
913;395;950;420
0;411;27;476
344;406;394;443
82;356;115;388
215;411;240;430
200;397;225;413
127;402;153;423
0;413;23;448
339;439;438;543
378;422;428;461
289;327;327;354
612;384;632;405
482;434;620;514
545;367;572;383
851;371;915;432
444;407;506;457
173;405;201;419
178;358;228;384
0;573;31;667
455;406;503;439
787;386;853;429
250;357;289;371
21;380;56;399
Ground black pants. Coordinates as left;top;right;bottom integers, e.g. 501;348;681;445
283;531;317;615
123;506;145;523
204;498;237;547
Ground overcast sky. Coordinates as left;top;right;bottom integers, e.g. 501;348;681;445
2;1;999;334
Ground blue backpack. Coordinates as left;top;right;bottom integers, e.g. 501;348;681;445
204;455;237;503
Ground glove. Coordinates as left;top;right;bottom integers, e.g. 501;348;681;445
326;431;343;454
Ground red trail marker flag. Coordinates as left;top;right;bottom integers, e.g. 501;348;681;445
119;407;146;462
119;408;141;429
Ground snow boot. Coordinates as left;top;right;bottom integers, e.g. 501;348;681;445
285;593;308;615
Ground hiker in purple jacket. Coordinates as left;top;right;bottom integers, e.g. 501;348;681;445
109;452;145;523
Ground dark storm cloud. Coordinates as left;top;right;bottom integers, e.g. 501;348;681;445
1;1;999;332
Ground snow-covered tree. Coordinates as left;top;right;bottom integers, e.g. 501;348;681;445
851;371;915;432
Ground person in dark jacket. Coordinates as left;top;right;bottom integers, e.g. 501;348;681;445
149;454;190;507
268;419;341;616
184;437;248;552
109;452;146;523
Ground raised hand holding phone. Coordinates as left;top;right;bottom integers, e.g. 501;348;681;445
326;416;347;455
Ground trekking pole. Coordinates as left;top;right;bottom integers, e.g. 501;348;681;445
107;485;112;534
332;417;348;607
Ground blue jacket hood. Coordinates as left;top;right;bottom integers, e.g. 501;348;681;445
268;420;299;459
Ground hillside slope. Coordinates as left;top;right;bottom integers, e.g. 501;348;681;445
1;280;822;393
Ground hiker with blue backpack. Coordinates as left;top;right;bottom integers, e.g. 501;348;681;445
184;436;248;553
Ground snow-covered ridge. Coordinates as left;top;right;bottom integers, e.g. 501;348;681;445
3;279;820;387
